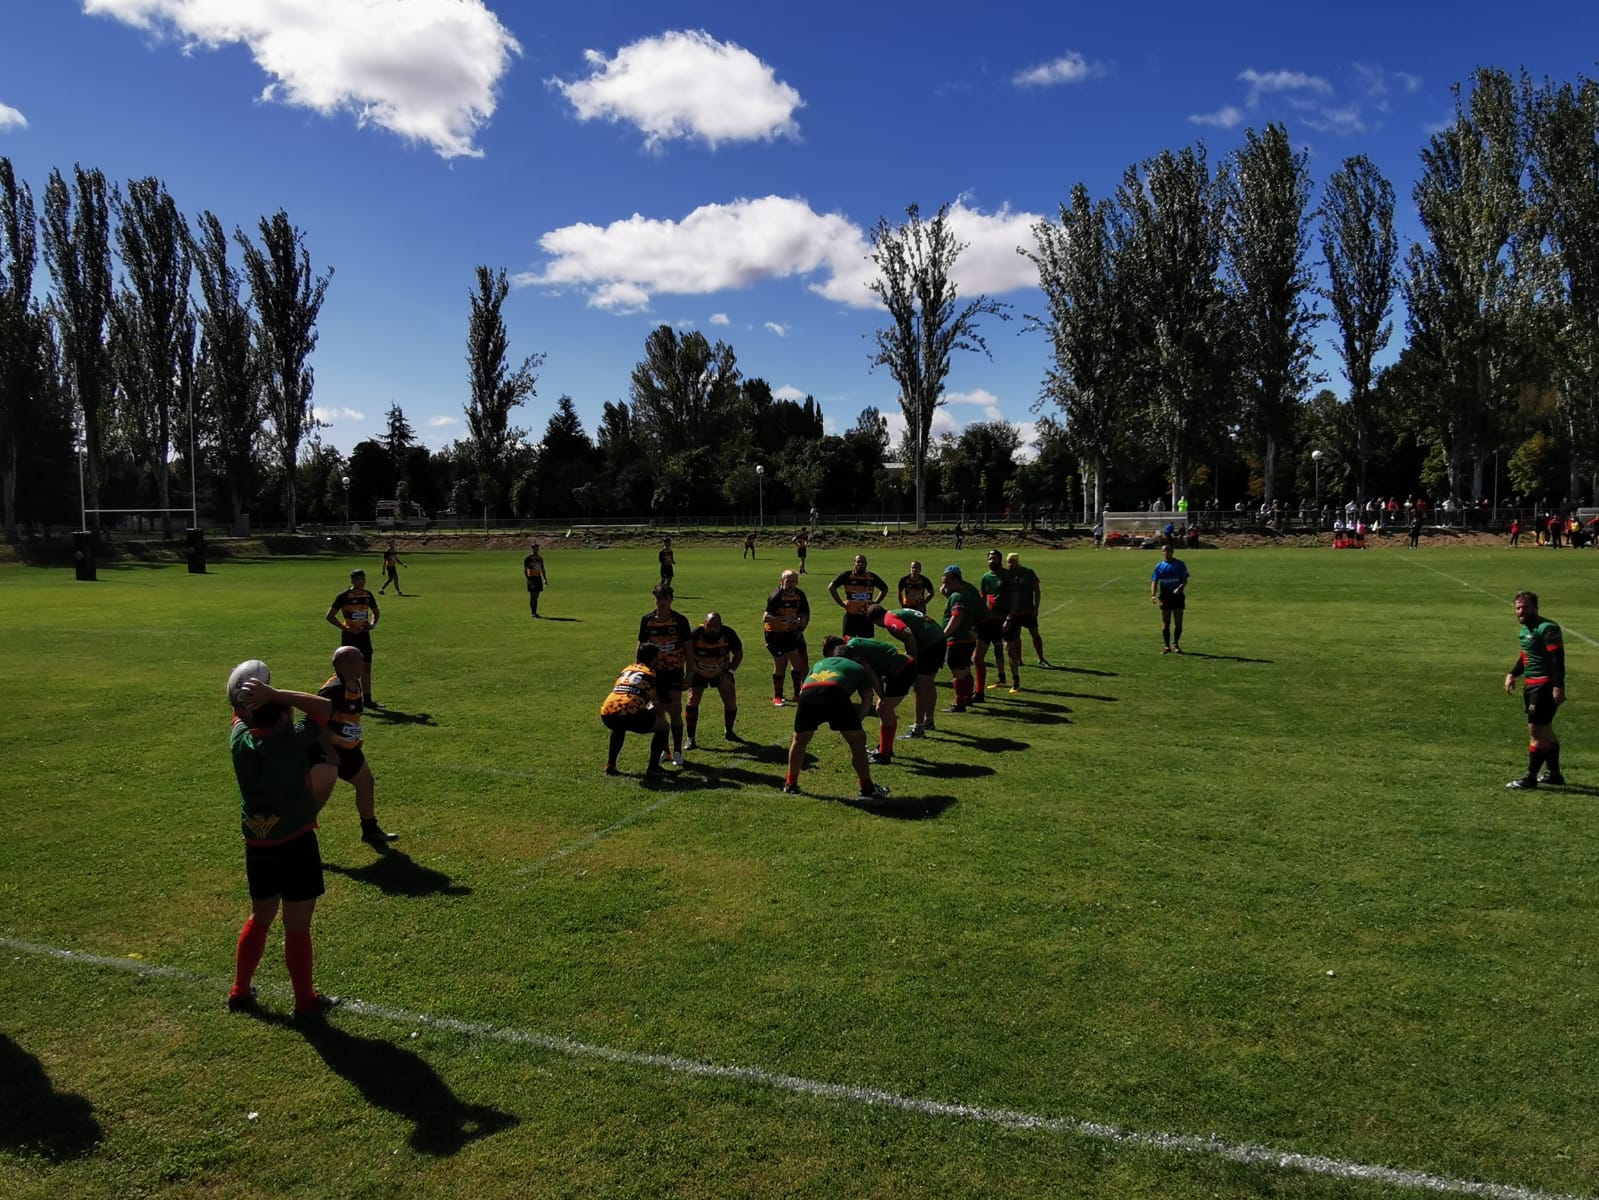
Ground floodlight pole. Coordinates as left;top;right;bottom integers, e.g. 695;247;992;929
1311;450;1324;516
341;475;351;528
756;464;765;529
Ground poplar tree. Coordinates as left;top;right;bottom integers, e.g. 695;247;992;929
464;265;540;522
192;211;261;526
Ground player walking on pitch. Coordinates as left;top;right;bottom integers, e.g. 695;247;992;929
1150;544;1189;653
1504;590;1566;789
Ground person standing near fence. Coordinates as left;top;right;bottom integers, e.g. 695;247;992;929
1150;543;1189;654
523;543;548;618
1508;518;1521;547
1504;590;1566;789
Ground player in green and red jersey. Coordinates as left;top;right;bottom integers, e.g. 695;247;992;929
324;569;380;705
318;646;398;848
975;549;1009;696
782;636;887;800
869;603;946;738
941;565;983;711
601;643;670;778
1504;590;1567;789
638;585;694;766
225;661;340;1020
842;633;916;764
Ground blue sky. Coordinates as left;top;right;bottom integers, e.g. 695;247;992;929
2;1;1596;460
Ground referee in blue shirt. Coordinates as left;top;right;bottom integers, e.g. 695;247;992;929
1150;543;1190;654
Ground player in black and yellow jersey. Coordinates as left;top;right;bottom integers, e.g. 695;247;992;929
523;543;548;618
601;643;670;778
324;569;380;706
638;584;694;765
828;553;889;639
686;612;744;746
763;569;811;706
896;560;935;614
378;543;406;595
743;531;757;559
318;646;397;848
658;537;676;588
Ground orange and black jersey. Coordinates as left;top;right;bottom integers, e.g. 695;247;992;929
601;662;658;717
764;586;810;633
331;587;378;632
689;623;743;676
523;553;547;585
897;573;934;611
830;569;889;615
638;609;692;670
318;675;364;750
382;549;398;567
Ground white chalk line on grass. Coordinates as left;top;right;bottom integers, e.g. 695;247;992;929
1403;558;1599;648
1040;578;1122;619
516;796;677;875
0;935;1583;1200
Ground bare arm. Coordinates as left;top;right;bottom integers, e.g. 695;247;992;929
236;678;334;725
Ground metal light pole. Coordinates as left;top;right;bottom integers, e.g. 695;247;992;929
1311;450;1323;517
341;475;351;528
756;464;765;529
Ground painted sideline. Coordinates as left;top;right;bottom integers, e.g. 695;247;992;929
0;936;1583;1200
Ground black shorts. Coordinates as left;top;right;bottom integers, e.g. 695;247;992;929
883;661;917;699
334;746;367;782
341;631;374;660
654;666;685;694
946;640;975;671
1006;612;1039;636
1524;682;1560;726
603;709;658;735
1159;593;1186;612
842;613;875;639
915;640;947;676
687;670;731;694
975;616;1005;644
794;687;862;734
244;830;324;902
527;579;544;593
765;631;805;657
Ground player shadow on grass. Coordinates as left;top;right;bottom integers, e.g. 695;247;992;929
1049;665;1118;677
0;1033;102;1162
836;792;958;819
325;850;471;897
284;1018;517;1155
934;731;1031;754
1174;651;1273;664
1540;782;1599;798
368;707;438;726
898;760;995;780
969;700;1072;726
538;616;581;623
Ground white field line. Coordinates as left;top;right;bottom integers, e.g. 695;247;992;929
1041;577;1122;619
0;936;1583;1200
1403;558;1599;648
516;796;677;875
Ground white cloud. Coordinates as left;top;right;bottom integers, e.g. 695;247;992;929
764;321;788;336
1238;68;1331;104
1013;52;1104;88
1013;421;1041;463
523;194;1040;313
0;103;27;131
881;405;960;448
1299;103;1367;136
314;406;366;424
428;415;458;428
84;0;519;159
551;30;801;149
945;388;1004;417
709;312;730;325
773;385;807;402
1188;105;1243;129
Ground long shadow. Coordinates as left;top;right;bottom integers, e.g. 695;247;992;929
934;731;1032;753
1178;652;1274;664
285;1017;517;1155
368;707;438;727
1052;665;1118;678
325;850;471;897
0;1033;102;1161
1055;691;1120;703
969;701;1072;726
1541;782;1599;799
837;792;958;820
899;760;995;779
538;616;581;623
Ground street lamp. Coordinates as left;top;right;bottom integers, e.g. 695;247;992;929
756;464;765;529
341;475;351;528
1310;451;1323;519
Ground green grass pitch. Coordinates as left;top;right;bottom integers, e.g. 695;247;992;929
1;540;1595;1199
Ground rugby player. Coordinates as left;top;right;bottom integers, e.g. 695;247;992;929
763;569;811;707
638;585;693;765
324;569;379;706
686;612;744;746
782;635;889;800
1504;591;1567;789
601;643;670;778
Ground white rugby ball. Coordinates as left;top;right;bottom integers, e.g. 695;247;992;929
227;659;271;704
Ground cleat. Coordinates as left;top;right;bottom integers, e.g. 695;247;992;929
867;750;893;766
945;704;966;714
293;993;342;1022
226;987;260;1014
1037;657;1053;668
724;728;739;741
1541;772;1567;786
685;737;698;751
897;725;925;740
360;823;399;847
1162;646;1173;654
671;751;686;767
603;764;619;776
969;691;985;704
1505;777;1538;790
986;682;1005;691
1008;686;1022;695
923;719;936;730
780;783;801;795
772;697;786;707
1173;646;1183;655
858;784;891;801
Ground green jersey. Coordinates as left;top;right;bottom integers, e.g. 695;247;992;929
1007;565;1040;613
885;608;945;652
230;715;327;846
801;656;869;695
979;570;1009;618
1516;618;1565;687
942;580;983;641
844;636;912;678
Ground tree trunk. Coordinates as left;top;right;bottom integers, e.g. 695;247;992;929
2;439;15;537
1263;435;1277;504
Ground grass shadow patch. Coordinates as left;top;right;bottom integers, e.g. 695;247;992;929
325;849;471;897
837;792;958;819
0;1032;102;1162
368;707;438;727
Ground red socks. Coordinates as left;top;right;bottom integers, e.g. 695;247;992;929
284;929;317;1010
231;916;270;997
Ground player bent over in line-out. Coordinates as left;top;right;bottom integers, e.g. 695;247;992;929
869;603;946;739
601;643;671;778
1504;590;1566;790
782;635;888;800
225;659;342;1021
686;611;744;747
841;630;918;766
321;645;398;849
